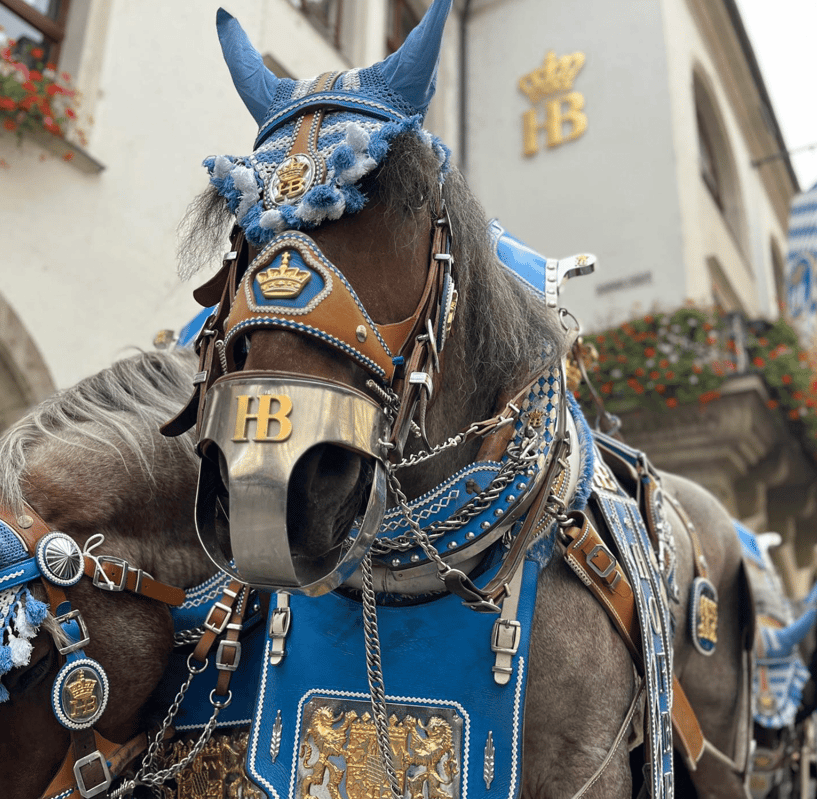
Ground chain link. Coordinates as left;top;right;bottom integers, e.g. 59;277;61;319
360;553;401;799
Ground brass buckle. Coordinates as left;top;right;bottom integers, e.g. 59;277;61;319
73;750;112;798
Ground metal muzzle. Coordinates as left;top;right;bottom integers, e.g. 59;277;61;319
195;374;389;594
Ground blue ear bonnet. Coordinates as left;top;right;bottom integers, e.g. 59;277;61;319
206;2;453;248
0;520;48;702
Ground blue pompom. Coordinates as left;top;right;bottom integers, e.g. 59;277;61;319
328;144;356;173
23;589;48;626
0;645;12;674
343;185;366;215
305;184;342;209
0;682;8;703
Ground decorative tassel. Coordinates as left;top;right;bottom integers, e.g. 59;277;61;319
8;634;31;668
0;644;13;674
22;589;47;627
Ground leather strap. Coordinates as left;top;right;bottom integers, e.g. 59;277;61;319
192;579;246;666
82;558;185;607
560;511;705;768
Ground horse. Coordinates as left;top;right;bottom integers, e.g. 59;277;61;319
738;526;817;798
0;349;220;799
161;3;756;797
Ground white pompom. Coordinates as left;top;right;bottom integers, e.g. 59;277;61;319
8;635;32;668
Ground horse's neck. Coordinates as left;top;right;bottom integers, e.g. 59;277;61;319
21;441;215;591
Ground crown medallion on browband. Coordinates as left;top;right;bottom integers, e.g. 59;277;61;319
256;252;312;299
206;1;452;248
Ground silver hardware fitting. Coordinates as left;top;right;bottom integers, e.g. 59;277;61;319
203;601;232;635
269;594;292;665
490;619;521;671
408;371;433;398
193;370;208;385
92;556;145;593
215;638;242;672
224;250;238;262
55;609;91;655
587;544;621;589
74;750;112;798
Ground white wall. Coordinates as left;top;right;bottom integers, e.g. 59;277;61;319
0;0;459;390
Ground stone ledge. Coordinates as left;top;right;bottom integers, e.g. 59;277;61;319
1;126;104;174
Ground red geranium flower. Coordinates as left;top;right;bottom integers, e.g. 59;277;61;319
31;48;44;59
3;119;17;131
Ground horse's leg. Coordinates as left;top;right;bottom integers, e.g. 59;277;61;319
664;473;753;799
523;557;637;799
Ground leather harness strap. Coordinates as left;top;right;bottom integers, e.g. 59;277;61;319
559;511;706;769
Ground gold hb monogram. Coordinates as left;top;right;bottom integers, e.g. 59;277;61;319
274;157;311;203
233;394;294;442
519;51;588;156
66;669;99;720
697;595;718;644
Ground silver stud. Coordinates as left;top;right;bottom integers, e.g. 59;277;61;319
447;541;458;550
410;554;421;563
466;531;475;540
18;515;33;529
506;495;516;503
391;558;401;567
516;482;528;491
356;325;368;342
481;521;491;530
494;508;504;517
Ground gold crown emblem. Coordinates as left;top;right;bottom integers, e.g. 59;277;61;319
66;669;99;718
256;252;312;299
519;51;586;104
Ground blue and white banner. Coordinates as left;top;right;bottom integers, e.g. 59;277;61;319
786;182;817;345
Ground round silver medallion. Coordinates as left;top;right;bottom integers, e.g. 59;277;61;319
36;532;84;587
264;153;319;209
52;658;109;730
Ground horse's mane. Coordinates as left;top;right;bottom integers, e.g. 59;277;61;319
177;134;568;398
0;349;199;513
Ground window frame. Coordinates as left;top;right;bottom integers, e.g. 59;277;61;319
387;0;420;54
289;0;343;52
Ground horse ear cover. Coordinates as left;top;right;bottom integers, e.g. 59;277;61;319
207;1;453;246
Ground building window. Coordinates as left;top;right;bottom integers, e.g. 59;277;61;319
0;0;68;67
289;0;343;51
697;108;721;210
387;0;420;53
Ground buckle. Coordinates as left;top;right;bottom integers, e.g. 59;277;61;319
216;639;242;671
54;609;90;655
491;619;521;657
73;750;112;798
587;544;621;589
269;606;291;638
93;556;128;591
204;601;232;635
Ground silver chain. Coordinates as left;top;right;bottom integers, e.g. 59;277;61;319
173;627;204;647
109;656;222;797
360;553;401;799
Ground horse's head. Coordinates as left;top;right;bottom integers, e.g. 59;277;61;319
0;351;214;799
174;1;568;598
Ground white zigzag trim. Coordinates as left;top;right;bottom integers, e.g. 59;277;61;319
507;656;525;799
0;568;25;585
379;489;461;532
248;640;281;798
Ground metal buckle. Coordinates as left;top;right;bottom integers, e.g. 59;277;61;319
269;606;291;638
73;750;112;798
54;609;90;655
93;556;128;591
491;619;521;656
216;639;242;672
204;601;232;635
408;370;434;398
587;544;617;579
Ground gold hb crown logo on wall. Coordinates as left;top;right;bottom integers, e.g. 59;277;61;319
256;252;312;299
519;50;588;157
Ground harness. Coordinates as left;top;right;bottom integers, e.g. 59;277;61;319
0;504;184;799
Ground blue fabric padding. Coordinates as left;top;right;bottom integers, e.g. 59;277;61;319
489;219;546;300
734;520;765;568
177;306;217;348
246;558;539;799
0;520;27;569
